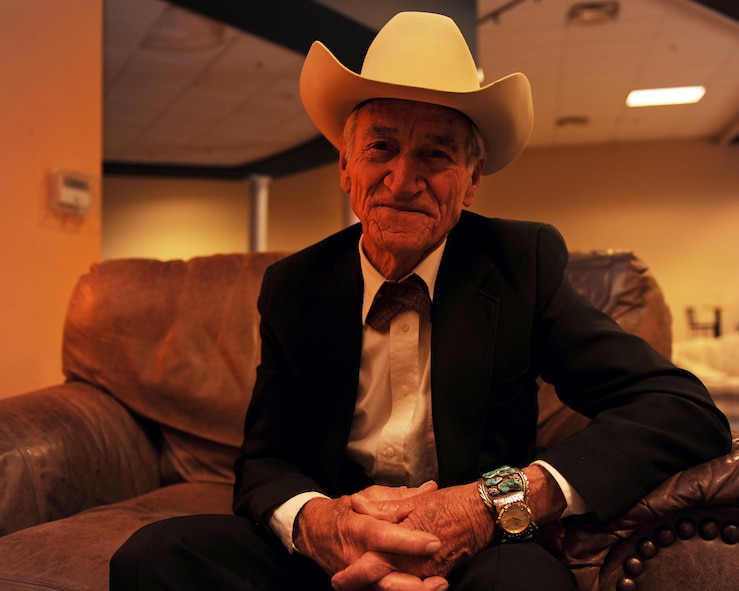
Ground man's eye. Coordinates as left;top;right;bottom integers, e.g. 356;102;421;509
428;149;452;161
364;142;395;160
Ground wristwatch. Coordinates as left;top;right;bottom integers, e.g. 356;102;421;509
478;465;538;542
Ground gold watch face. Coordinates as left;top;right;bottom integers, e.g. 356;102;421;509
498;502;532;534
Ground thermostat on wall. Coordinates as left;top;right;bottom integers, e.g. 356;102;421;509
52;170;93;215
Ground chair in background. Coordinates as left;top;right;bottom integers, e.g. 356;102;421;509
686;306;719;338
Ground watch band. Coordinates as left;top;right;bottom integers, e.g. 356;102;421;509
478;465;538;543
480;465;528;506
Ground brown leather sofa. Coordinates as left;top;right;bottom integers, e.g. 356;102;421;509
0;250;736;591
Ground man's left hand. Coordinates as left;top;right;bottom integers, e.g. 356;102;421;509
331;482;495;591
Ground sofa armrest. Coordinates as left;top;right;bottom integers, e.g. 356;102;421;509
0;381;162;536
557;437;739;590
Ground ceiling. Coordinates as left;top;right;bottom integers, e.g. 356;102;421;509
103;0;739;179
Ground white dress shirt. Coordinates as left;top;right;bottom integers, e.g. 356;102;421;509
344;238;444;486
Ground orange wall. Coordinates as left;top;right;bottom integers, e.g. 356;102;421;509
0;1;102;397
103;176;251;260
265;163;347;252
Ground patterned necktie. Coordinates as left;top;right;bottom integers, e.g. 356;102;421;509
366;274;432;331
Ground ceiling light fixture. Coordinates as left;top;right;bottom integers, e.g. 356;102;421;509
567;1;619;25
626;86;706;107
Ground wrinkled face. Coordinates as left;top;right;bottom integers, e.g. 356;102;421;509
340;99;483;276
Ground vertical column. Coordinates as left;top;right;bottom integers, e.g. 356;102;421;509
249;174;271;252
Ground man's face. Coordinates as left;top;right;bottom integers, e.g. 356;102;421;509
340;99;483;277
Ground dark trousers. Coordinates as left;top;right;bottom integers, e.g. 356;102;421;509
110;515;577;591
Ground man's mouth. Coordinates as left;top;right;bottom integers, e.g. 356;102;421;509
377;204;430;216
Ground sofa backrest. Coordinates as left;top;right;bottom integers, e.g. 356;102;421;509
566;250;671;359
62;249;672;484
62;252;288;485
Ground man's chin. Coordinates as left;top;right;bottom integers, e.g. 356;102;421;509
376;232;432;256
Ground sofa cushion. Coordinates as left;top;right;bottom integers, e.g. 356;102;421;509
62;253;288;484
0;482;233;591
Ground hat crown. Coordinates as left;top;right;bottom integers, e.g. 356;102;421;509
360;12;481;93
299;11;533;174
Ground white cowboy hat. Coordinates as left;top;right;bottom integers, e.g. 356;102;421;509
299;11;533;175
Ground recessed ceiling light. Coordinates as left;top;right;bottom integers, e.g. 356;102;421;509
626;86;706;107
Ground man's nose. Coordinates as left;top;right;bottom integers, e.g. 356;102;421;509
384;154;423;198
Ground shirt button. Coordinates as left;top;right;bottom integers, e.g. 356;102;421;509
383;447;395;458
401;322;410;332
400;385;410;396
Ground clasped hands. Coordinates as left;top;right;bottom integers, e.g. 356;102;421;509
293;480;495;591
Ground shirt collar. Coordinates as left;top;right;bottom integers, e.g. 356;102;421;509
359;236;446;323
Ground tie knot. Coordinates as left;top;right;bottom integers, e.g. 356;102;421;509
366;274;432;331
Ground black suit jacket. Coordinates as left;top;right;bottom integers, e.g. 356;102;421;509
233;212;730;526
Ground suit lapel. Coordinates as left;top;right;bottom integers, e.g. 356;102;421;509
432;218;500;485
297;239;365;485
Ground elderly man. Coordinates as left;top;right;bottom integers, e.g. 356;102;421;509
110;12;731;591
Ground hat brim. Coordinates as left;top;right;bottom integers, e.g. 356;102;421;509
300;41;533;175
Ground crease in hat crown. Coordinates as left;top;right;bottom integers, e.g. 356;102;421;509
299;11;533;175
360;12;481;93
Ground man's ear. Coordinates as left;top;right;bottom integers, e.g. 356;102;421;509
339;145;352;194
463;158;484;207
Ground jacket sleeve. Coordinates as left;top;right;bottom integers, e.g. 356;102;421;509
532;225;732;522
232;263;326;525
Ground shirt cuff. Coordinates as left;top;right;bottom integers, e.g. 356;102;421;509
268;491;329;552
532;460;589;517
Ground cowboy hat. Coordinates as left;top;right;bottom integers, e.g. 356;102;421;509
299;11;533;175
